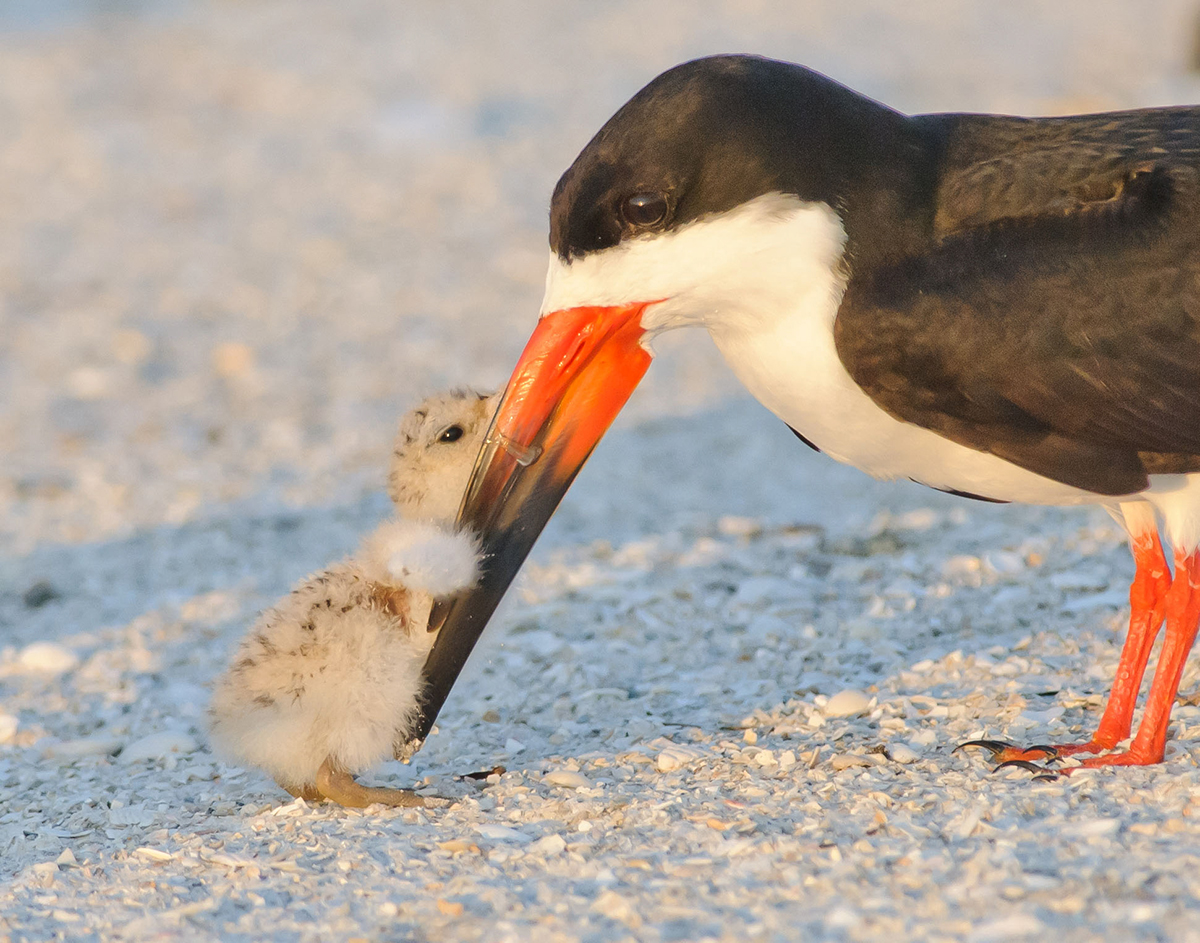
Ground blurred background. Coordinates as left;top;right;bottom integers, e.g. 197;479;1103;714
4;0;1200;555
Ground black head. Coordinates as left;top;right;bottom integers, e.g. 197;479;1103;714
549;55;922;262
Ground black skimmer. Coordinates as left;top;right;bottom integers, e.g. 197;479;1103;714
209;390;496;806
416;54;1200;773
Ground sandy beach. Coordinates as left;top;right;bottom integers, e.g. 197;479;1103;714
5;2;1200;939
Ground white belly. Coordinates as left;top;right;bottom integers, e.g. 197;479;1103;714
710;314;1102;507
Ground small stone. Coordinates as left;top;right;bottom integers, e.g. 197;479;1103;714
743;729;758;745
0;714;17;744
969;913;1044;942
543;770;592;789
67;366;111;400
777;750;797;768
211;341;256;378
109;805;156;828
56;848;78;868
830;754;872;770
655;746;696;772
476;824;531;843
717;515;762;537
590;890;641;928
120;731;199;764
481;710;500;723
942;555;981;578
824;690;871;718
888;743;920;764
436;899;464;917
753;749;776;766
985;551;1025;576
1064;818;1120;838
17;642;78;676
529;834;566;855
22;581;60;608
30;862;57;885
112;328;152;365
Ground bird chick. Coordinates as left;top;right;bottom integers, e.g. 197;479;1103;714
208;389;498;808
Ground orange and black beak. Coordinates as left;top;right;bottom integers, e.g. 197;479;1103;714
411;302;655;740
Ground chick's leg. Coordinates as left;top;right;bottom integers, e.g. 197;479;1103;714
315;757;425;808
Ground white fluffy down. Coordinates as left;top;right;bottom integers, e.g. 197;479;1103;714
208;389;493;796
365;519;481;597
207;560;432;789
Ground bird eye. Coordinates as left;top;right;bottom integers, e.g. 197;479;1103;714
438;425;464;443
621;192;668;228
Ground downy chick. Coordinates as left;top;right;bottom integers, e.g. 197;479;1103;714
208;389;498;807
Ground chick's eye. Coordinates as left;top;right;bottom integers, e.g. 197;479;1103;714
622;192;668;228
438;425;464;443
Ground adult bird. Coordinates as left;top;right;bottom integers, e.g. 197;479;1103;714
416;54;1200;772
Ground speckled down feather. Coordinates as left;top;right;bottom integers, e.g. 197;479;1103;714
207;390;497;794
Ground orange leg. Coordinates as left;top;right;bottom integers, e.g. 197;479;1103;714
1073;550;1200;769
961;524;1172;766
1055;528;1173;756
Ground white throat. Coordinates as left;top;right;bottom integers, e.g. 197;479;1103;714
540;191;1100;506
541;192;847;338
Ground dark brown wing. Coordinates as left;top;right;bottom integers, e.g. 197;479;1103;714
836;108;1200;496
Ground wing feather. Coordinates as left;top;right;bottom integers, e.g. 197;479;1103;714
836;110;1200;495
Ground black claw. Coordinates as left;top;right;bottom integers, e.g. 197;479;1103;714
955;739;1016;757
1024;744;1060;760
993;759;1050;775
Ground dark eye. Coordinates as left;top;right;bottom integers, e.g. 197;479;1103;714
621;192;668;228
438;425;464;443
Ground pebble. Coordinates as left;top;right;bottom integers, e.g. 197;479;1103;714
888;743;920;764
830;754;873;770
984;551;1025;576
22;580;60;608
543;770;593;789
16;643;79;676
119;731;199;764
211;342;256;379
823;689;872;718
717;515;762;537
0;714;18;744
591;890;641;927
656;744;703;772
476;824;532;843
969;913;1045;942
133;847;175;862
529;834;567;855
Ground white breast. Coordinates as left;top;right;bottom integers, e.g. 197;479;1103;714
708;283;1100;506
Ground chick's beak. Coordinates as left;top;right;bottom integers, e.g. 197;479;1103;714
412;302;654;739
